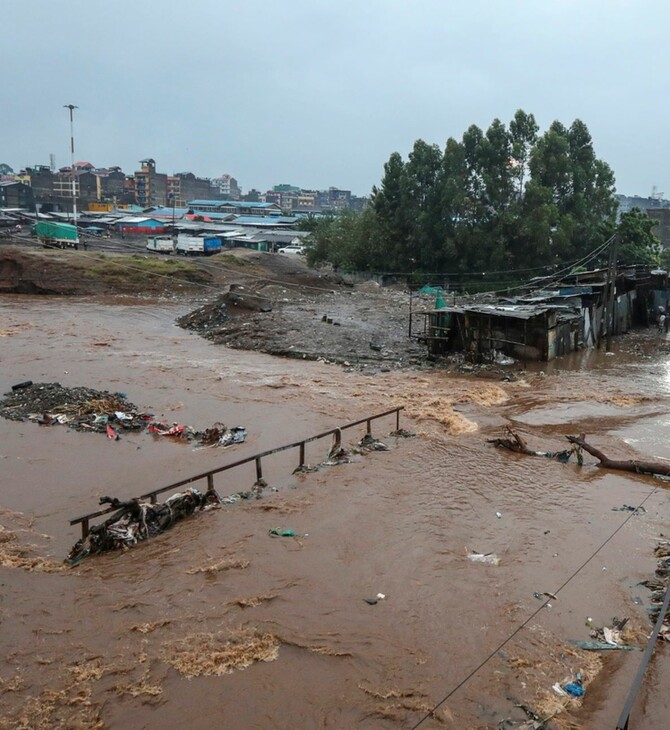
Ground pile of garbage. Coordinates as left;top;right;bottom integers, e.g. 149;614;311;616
66;485;222;565
0;382;247;448
0;382;149;433
641;540;670;642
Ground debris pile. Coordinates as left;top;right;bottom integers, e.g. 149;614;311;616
66;485;223;565
0;382;247;448
0;382;148;433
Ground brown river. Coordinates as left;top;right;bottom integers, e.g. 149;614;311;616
1;296;669;729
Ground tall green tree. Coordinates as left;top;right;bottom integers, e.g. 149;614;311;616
305;111;618;279
617;207;661;266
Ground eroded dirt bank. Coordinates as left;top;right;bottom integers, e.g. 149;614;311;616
1;298;669;729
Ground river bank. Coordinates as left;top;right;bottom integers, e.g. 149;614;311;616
1;295;669;729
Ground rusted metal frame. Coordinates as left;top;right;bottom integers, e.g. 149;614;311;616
615;578;670;729
70;406;403;532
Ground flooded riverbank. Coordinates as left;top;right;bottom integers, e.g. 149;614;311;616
1;296;668;729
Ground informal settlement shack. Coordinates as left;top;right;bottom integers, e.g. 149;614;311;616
417;266;669;362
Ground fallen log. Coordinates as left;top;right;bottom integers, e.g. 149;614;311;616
566;434;670;478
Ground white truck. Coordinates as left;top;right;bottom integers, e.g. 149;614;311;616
175;234;222;256
146;236;176;254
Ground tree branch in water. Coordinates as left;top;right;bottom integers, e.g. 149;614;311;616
565;434;670;477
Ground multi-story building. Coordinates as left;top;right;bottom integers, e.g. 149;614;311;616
0;181;34;209
264;191;282;207
23;165;54;202
212;174;241;200
92;167;127;203
167;172;218;207
134;159;167;208
244;189;263;203
328;187;352;209
53;169;99;207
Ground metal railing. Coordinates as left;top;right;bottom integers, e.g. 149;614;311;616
70;406;403;538
615;577;670;729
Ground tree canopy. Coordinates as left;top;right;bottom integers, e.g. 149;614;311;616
306;111;621;281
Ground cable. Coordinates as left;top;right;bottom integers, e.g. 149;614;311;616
477;235;614;298
410;480;660;729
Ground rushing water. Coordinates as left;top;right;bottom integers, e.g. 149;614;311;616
1;296;669;729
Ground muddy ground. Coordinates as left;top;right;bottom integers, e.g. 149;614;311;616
0;242;434;369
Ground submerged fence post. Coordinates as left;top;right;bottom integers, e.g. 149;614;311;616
396;408;400;431
81;518;89;540
207;473;214;492
255;457;263;482
366;419;372;435
299;442;306;467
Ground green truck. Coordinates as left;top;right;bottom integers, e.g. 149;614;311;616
34;221;80;250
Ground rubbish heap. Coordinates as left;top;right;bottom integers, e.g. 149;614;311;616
0;382;246;448
66;485;223;565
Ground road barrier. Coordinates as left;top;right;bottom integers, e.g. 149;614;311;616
70;406;403;539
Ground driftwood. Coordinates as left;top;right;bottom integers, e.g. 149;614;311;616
566;433;670;478
487;427;575;463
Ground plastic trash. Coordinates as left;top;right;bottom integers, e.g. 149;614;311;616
114;411;133;421
467;550;500;565
570;640;640;651
106;424;119;441
495;511;502;519
603;626;621;645
364;594;386;605
563;680;584;698
149;422;185;436
11;381;33;391
268;528;297;537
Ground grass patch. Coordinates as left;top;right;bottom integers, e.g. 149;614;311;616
81;254;212;289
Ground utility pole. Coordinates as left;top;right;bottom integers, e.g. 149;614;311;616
605;234;618;351
64;104;78;226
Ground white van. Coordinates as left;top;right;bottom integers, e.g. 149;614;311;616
278;244;304;255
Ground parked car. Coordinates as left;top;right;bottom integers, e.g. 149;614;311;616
277;244;304;255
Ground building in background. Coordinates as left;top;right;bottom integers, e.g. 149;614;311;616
212;174;241;200
93;167;126;203
52;168;99;209
0;181;34;209
168;172;218;207
134;159;167;208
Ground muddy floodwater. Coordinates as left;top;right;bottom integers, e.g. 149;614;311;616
1;296;669;729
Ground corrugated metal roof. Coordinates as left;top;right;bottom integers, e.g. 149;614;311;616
115;216;163;224
231;215;297;226
188;200;278;209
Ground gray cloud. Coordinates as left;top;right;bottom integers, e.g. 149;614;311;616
2;0;668;196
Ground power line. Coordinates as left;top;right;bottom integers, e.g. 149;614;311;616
410;480;660;728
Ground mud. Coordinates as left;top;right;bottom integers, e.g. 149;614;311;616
179;284;427;368
1;297;670;729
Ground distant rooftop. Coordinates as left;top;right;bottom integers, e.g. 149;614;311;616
188;199;278;209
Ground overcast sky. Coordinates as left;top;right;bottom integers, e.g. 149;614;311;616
2;1;668;197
